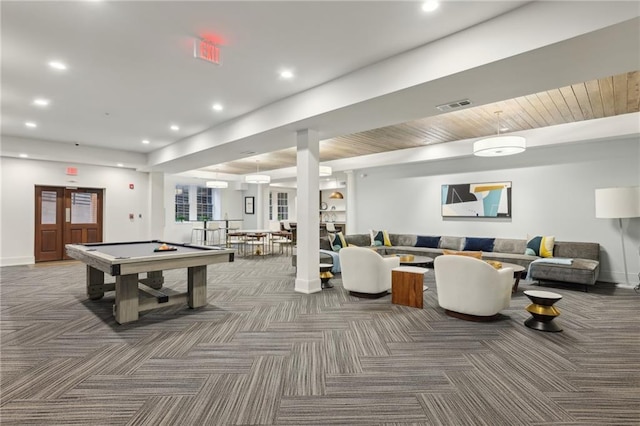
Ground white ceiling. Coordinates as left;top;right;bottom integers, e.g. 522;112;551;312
2;1;639;181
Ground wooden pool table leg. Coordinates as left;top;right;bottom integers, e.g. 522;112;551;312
188;265;207;308
115;274;139;324
87;265;105;300
140;270;164;290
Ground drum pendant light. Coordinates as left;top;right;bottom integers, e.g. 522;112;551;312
245;160;271;184
473;111;526;157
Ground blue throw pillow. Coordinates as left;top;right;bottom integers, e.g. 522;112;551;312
415;236;440;248
463;237;495;252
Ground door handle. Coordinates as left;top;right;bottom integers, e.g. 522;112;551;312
65;207;71;222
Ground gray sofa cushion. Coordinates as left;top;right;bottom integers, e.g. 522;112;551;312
554;241;600;261
390;234;417;247
530;259;600;285
320;237;332;250
440;236;464;250
493;238;527;255
345;234;371;247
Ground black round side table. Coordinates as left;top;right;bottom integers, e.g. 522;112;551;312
524;290;563;332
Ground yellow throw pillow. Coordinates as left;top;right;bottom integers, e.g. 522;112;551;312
442;249;482;259
485;260;503;269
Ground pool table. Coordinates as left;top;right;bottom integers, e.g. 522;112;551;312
65;240;234;324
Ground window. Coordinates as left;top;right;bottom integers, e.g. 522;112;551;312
41;190;57;224
196;186;214;220
277;192;288;220
175;184;218;222
175;185;190;221
71;192;98;224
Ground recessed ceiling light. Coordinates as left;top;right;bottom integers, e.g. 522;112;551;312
212;103;223;111
33;98;50;107
117;163;124;167
280;70;294;79
422;1;440;12
142;139;150;144
25;122;37;128
500;127;509;132
170;125;179;131
19;153;28;158
48;61;67;70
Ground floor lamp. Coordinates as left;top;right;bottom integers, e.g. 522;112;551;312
595;186;640;286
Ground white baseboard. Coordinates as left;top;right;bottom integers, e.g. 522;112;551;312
615;282;637;289
599;269;640;287
295;277;322;294
0;256;35;267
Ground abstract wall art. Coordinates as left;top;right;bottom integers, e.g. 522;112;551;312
441;182;512;218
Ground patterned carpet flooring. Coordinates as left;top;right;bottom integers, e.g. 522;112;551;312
0;255;639;425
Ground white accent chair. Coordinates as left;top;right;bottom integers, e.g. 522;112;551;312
339;247;399;298
434;255;513;321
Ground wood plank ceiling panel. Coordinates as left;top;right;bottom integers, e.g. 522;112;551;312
612;73;628;114
627;71;640;111
598;77;615;117
585;79;605;119
572;82;595;120
202;72;640;175
559;85;584;121
547;89;577;122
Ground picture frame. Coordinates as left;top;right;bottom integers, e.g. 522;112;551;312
244;196;255;215
441;181;512;218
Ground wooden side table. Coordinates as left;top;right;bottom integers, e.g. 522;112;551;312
392;266;428;309
524;290;563;332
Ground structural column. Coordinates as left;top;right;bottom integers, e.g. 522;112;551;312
256;183;264;230
345;170;356;234
149;172;165;239
295;129;321;294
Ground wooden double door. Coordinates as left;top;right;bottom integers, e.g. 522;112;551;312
35;186;103;262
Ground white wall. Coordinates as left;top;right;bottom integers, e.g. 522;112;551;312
0;157;150;266
354;138;640;284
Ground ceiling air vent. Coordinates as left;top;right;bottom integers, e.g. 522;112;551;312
436;99;472;112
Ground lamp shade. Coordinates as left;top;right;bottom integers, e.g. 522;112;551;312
595;186;640;218
206;180;228;188
473;136;526;157
245;174;271;184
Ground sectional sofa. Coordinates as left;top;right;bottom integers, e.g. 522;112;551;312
317;233;601;291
